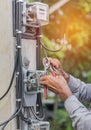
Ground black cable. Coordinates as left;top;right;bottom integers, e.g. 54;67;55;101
16;48;23;129
1;124;7;130
36;92;44;118
0;106;21;127
20;111;31;124
15;39;23;129
30;106;45;121
0;49;19;100
0;1;24;129
16;50;21;105
35;27;45;121
1;106;21;130
19;49;23;99
15;1;24;129
0;47;22;129
0;35;22;129
16;45;23;103
40;39;64;52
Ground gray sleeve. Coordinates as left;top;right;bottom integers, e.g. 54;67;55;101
64;95;91;130
68;75;91;102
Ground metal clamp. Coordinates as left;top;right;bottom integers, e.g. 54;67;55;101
16;98;21;102
16;30;22;34
16;0;23;3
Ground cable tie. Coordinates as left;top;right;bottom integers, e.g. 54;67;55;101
17;45;21;49
16;72;20;75
16;72;19;75
16;73;19;78
16;99;21;102
36;104;39;107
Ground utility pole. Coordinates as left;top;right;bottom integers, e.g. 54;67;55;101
0;0;16;130
0;0;49;130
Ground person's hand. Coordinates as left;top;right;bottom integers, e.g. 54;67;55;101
40;74;72;101
48;58;70;82
48;57;61;69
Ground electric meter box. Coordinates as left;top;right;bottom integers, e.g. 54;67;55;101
23;2;49;26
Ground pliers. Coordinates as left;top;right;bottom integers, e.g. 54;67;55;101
42;57;60;99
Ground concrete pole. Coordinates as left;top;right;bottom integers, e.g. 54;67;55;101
0;0;16;130
0;0;37;130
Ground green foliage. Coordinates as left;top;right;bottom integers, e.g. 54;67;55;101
42;35;65;59
42;34;91;82
62;45;91;81
50;109;73;130
67;20;90;47
78;0;91;13
42;0;91;82
85;71;91;83
28;0;35;2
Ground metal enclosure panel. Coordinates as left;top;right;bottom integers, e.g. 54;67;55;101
22;39;36;70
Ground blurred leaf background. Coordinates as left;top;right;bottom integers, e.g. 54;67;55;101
41;0;91;82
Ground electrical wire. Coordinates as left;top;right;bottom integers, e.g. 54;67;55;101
40;39;64;52
1;106;21;130
15;2;24;129
36;93;44;118
21;114;31;124
0;106;21;127
30;106;45;121
0;49;19;100
18;45;23;100
0;1;24;129
0;45;23;129
21;109;32;124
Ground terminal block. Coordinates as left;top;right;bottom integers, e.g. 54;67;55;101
22;69;45;107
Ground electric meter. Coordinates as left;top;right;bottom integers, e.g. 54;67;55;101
23;2;49;27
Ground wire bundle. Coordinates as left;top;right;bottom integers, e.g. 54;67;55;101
0;45;22;130
0;1;23;129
